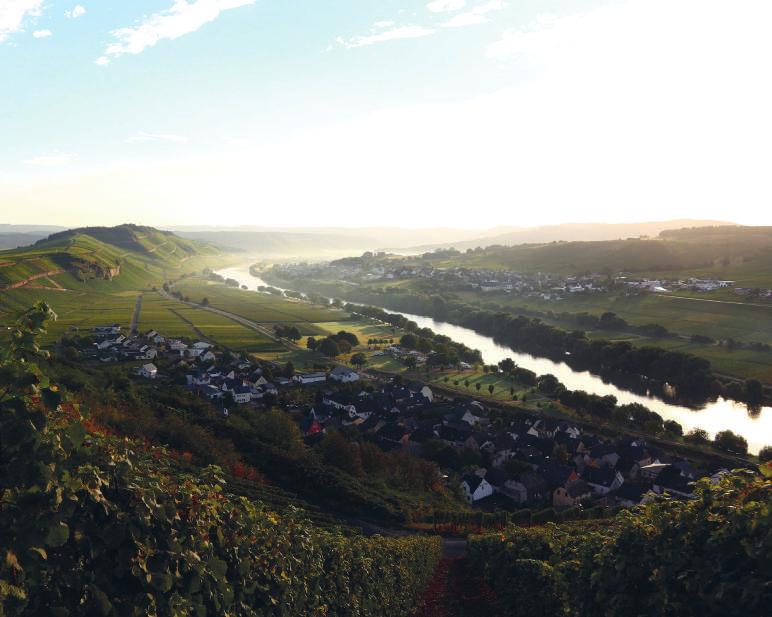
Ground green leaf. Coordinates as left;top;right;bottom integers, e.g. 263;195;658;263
65;422;87;449
150;571;174;593
46;522;70;548
207;557;228;579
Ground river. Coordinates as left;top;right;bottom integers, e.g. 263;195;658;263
216;264;772;454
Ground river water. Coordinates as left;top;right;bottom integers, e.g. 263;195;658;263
216;264;772;454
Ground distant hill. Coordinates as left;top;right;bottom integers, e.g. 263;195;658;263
172;226;519;257
397;219;734;253
0;232;49;250
0;224;219;288
417;225;772;279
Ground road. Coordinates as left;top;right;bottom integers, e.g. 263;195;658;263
662;294;772;309
158;288;295;349
130;294;143;333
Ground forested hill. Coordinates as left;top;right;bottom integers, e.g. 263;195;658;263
414;225;772;277
0;224;220;288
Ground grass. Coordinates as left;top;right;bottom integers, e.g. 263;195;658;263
173;278;346;328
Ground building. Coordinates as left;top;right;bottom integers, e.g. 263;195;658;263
461;475;494;504
139;363;158;379
329;366;360;383
293;372;327;385
553;479;592;507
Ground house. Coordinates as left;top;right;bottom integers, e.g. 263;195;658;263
461;474;493;504
553;479;592;507
506;472;548;504
583;467;624;495
408;382;433;402
610;483;652;507
232;385;251;404
293;372;327;385
193;341;213;349
139;363;158;379
168;340;188;352
329;366;360;383
653;466;694;499
201;385;224;400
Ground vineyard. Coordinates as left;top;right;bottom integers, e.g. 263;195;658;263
468;471;771;616
0;303;442;616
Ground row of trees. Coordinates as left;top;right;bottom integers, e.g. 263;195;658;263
284;283;763;406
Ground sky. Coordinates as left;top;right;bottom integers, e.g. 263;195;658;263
1;0;771;229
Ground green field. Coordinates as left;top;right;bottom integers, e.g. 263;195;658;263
173;278;346;329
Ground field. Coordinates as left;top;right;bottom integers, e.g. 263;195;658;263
173;278;346;330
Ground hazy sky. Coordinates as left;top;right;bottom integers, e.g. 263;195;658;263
1;0;771;228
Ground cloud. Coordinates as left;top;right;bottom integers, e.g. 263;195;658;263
65;5;86;19
23;154;71;167
99;0;254;61
427;0;466;12
337;25;435;49
442;1;506;28
373;20;395;29
126;132;188;144
32;29;51;38
95;56;109;66
0;0;44;42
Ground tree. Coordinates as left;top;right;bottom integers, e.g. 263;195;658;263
475;382;481;392
283;361;295;378
306;336;318;350
316;430;363;476
537;374;561;396
201;297;209;306
759;445;772;462
400;333;418;349
498;357;516;374
663;419;683;436
685;428;709;444
488;384;495;396
318;337;341;358
714;430;748;454
745;379;764;404
350;352;367;368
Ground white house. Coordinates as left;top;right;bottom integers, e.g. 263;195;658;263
139;363;158;379
461;475;493;504
293;372;327;385
193;341;213;349
329;366;360;383
232;386;251;404
168;340;188;351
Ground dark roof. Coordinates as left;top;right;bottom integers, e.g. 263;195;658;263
611;483;650;503
516;472;547;493
583;467;618;488
655;467;693;494
377;423;409;442
462;474;484;493
565;479;591;498
485;468;510;488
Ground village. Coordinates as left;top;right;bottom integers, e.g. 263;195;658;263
270;260;771;303
85;322;730;515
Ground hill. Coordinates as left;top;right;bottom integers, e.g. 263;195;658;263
416;225;772;281
396;219;734;253
0;224;219;289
